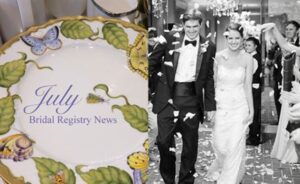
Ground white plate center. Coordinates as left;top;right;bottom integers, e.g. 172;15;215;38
16;42;147;165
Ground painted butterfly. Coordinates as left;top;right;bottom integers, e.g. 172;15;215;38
21;26;62;55
127;152;149;171
0;134;34;162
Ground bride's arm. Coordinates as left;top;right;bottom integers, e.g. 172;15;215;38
294;57;300;81
244;55;254;123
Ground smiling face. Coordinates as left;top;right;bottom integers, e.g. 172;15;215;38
286;23;298;40
244;40;257;54
183;19;201;40
226;29;243;51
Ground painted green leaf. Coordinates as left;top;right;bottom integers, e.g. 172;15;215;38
0;95;20;135
61;20;99;40
102;23;129;50
33;157;76;184
0;53;26;88
0;161;26;184
76;165;133;184
112;104;148;132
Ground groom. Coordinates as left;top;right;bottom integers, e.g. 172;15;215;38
149;8;216;184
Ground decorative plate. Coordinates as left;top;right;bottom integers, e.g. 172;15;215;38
0;16;148;184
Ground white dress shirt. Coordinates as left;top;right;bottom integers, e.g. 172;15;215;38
174;35;200;82
251;51;258;74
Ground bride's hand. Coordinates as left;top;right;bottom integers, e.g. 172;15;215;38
260;23;276;32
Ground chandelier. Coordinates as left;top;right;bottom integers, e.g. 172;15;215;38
151;0;168;19
230;11;251;24
207;0;239;16
230;11;261;39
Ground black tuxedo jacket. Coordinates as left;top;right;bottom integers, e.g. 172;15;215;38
149;31;216;116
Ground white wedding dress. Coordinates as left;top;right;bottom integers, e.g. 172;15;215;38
208;59;249;184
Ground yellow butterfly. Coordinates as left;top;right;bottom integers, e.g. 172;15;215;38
127;152;149;171
127;33;148;79
0;134;34;161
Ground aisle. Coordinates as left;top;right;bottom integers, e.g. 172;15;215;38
148;127;300;184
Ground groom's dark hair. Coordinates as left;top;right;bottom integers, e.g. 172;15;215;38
182;9;203;24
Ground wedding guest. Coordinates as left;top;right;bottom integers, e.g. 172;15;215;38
245;37;262;146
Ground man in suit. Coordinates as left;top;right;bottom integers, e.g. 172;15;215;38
245;37;262;146
149;8;216;184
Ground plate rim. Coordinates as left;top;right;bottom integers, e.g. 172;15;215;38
0;16;146;55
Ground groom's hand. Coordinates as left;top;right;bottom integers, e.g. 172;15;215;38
207;111;216;122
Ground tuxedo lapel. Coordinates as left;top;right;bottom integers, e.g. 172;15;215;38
173;32;184;71
195;36;207;80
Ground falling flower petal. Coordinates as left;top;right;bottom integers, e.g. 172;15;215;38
169;147;176;152
169;50;174;55
223;31;229;36
154;35;167;44
183;112;196;121
269;90;274;97
172;41;180;45
173;110;179;117
164;61;173;67
206;20;210;28
173;32;180;38
179;14;184;19
193;173;198;178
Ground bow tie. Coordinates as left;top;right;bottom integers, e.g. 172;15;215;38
184;40;197;47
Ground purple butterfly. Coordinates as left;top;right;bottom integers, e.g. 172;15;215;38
21;26;62;55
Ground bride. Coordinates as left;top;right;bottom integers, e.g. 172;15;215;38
207;23;254;184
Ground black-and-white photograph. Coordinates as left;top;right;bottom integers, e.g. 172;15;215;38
148;0;300;183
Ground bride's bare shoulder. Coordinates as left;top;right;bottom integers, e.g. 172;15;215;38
241;51;253;62
216;49;228;60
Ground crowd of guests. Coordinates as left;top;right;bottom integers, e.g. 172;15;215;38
262;20;300;163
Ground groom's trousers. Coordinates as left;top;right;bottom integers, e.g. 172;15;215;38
156;82;202;184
